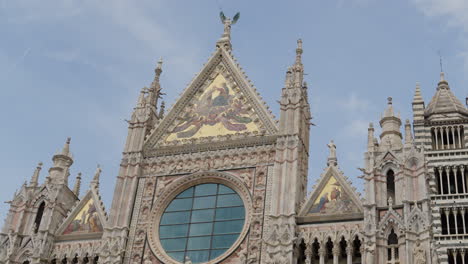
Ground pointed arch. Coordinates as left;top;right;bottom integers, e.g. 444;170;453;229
33;201;46;233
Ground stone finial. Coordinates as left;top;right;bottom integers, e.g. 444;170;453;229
295;39;303;64
159;100;166;118
440;71;445;82
388;197;393;209
30;162;43;187
387;97;392;105
73;173;82;197
91;165;101;188
61;137;71;156
404;119;413;146
327;140;337;166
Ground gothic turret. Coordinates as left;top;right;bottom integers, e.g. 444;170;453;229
48;137;73;185
379;97;403;151
29;162;43;187
72;172;81;197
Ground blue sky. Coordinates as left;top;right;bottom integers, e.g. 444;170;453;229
1;0;468;220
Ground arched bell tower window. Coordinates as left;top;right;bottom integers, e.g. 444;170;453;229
387;170;395;205
34;202;45;233
387;229;399;264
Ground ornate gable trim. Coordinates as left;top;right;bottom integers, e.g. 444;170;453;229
143;46;278;152
298;165;363;223
55;187;108;241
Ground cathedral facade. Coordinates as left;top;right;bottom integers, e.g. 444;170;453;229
1;17;467;264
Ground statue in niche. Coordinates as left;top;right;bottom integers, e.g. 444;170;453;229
413;241;426;264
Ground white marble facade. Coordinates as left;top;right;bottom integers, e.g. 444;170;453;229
1;16;467;264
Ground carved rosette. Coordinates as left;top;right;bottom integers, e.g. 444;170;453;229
147;171;253;264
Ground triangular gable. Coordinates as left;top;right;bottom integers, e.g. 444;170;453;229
298;166;363;223
144;47;278;150
56;189;107;240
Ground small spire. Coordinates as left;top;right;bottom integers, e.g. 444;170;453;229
367;123;375;150
413;82;424;104
404;119;413;146
61;137;71;156
437;71;449;88
159;100;166;118
91;165;101;188
440;71;445;82
30;162;43;187
72;173;82;197
295;39;303;65
137;88;146;107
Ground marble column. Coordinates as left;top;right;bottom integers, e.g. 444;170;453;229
346;244;353;264
332;243;340;264
319;247;326;264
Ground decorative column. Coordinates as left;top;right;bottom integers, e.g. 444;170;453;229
460;207;466;234
462;165;467;194
319;246;326;264
446;127;451;149
332;243;340;264
305;243;312;264
458;126;463;148
454;208;459;234
452;126;457;149
438;168;444;194
441;128;445;150
461;248;466;264
346;244;353;264
446;167;452;195
445;208;451;235
435;128;439;150
453;166;459;194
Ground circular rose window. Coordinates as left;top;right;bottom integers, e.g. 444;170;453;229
158;183;246;263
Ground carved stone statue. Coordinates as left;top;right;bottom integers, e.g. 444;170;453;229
414;241;426;264
327;140;337;166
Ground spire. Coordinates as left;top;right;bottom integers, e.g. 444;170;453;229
295;39;303;66
159;100;165;118
61;137;71;157
148;58;164;110
91;165;101;189
29;162;43;187
437;71;449;90
413;82;424;104
367;123;375;151
404;119;413;147
72;173;82;197
137;88;146;107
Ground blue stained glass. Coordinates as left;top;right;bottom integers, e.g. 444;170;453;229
160;224;189;238
186;250;210;263
213;220;244;234
161;211;190;225
187;236;211;250
159;183;245;263
191;209;214;223
167;252;185;262
177;187;194;198
194;184;218;196
217;194;243;207
215;207;245;220
193;196;216;209
161;238;187;251
218;185;235;194
166;198;193;212
189;223;213;236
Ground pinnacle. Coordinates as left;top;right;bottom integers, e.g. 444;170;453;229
413;82;424;104
61;137;71;156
